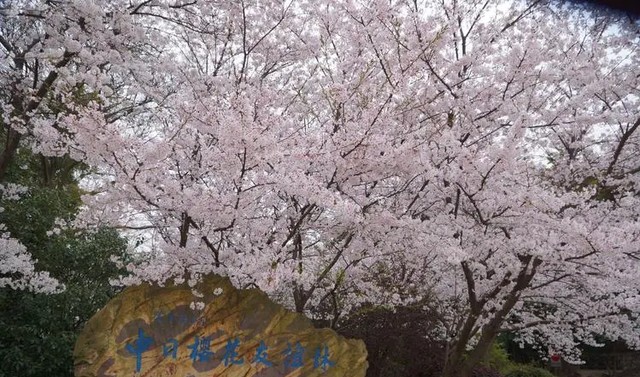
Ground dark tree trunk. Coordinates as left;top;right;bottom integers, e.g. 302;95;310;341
442;256;542;377
0;128;21;182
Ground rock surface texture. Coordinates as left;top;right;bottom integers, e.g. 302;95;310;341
74;275;367;377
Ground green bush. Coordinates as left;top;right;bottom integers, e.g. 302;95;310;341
504;365;555;377
483;341;515;373
0;151;129;377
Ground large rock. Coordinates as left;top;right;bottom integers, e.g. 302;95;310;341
74;275;367;377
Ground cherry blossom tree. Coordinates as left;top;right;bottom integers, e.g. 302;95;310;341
2;1;639;376
0;0;186;291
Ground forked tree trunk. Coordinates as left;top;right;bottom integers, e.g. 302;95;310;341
441;327;500;377
442;256;542;377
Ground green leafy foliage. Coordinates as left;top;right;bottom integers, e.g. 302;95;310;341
482;341;515;373
481;338;555;377
503;365;555;377
0;228;127;377
0;149;128;377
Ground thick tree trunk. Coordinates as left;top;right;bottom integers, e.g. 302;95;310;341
441;327;501;377
293;284;308;313
0;128;21;182
442;256;542;377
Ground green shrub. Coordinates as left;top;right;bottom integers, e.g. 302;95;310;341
483;341;515;373
504;365;555;377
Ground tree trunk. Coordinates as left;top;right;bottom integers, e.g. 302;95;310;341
293;284;308;313
0;128;21;182
442;256;542;377
441;327;501;377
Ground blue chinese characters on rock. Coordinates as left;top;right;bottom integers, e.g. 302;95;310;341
123;314;337;374
124;328;153;372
